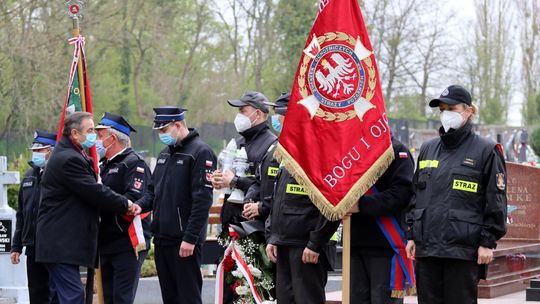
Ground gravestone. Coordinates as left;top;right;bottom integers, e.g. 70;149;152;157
0;156;27;303
478;162;540;298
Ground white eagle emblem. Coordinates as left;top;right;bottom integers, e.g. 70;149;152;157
315;53;358;98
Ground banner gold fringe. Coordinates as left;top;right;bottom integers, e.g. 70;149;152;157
391;290;405;298
274;143;394;221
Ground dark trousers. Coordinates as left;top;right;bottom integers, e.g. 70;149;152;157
276;246;327;304
155;244;202;304
100;250;148;304
350;253;403;304
45;263;84;304
25;247;51;304
416;257;479;304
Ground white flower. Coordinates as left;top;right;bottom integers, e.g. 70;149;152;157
231;269;243;278
248;264;262;278
262;301;276;304
235;285;250;296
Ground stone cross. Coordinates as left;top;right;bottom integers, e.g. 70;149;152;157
0;156;20;214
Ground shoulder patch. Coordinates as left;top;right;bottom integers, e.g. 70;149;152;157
398;152;408;159
136;167;145;173
496;173;506;191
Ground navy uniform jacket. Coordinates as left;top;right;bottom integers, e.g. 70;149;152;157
36;136;128;268
98;148;152;255
267;168;340;253
351;137;414;256
11;164;42;254
137;129;216;246
406;123;507;261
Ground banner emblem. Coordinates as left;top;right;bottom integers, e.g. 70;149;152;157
299;33;376;122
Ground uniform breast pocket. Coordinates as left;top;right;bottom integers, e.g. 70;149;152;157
446;209;482;247
450;167;482;205
415;170;431;191
279;201;318;240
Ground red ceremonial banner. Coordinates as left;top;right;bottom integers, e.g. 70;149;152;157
275;0;394;220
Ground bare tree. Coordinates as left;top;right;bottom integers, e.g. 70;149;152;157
461;0;514;124
399;1;456;116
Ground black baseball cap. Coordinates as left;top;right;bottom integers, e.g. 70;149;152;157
265;92;290;115
429;85;472;108
227;91;270;113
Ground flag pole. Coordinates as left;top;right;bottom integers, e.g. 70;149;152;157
342;217;351;304
66;2;104;303
72;17;87;112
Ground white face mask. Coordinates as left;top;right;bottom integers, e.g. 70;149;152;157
440;110;465;132
234;111;257;132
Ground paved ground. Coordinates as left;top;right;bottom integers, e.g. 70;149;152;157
133;275;532;304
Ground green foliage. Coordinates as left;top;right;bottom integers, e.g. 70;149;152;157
140;242;157;277
274;0;318;91
530;127;540;158
387;94;427;121
523;93;540;126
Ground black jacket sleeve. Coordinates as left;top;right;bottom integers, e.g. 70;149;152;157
62;155;128;214
306;216;340;253
358;145;414;217
11;184;25;253
135;180;154;213
183;148;217;244
406;143;427;240
236;176;256;193
479;147;507;248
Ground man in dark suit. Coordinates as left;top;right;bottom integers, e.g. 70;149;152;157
36;112;141;304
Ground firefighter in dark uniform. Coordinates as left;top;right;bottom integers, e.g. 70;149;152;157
11;130;57;303
265;98;340;304
94;112;152;304
136;106;216;304
212;91;277;227
405;85;507;304
346;137;414;304
242;93;290;222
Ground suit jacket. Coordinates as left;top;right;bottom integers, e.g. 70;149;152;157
36;136;128;268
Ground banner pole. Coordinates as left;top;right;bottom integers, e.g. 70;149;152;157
72;18;87;112
342;217;351;304
68;4;104;303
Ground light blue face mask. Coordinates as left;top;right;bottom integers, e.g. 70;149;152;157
95;140;106;158
159;132;177;146
271;115;282;134
32;152;48;168
81;133;97;149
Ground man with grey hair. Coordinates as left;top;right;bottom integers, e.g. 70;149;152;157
36;111;141;304
95;112;152;304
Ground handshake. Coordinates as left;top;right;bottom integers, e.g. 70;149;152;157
126;200;142;216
